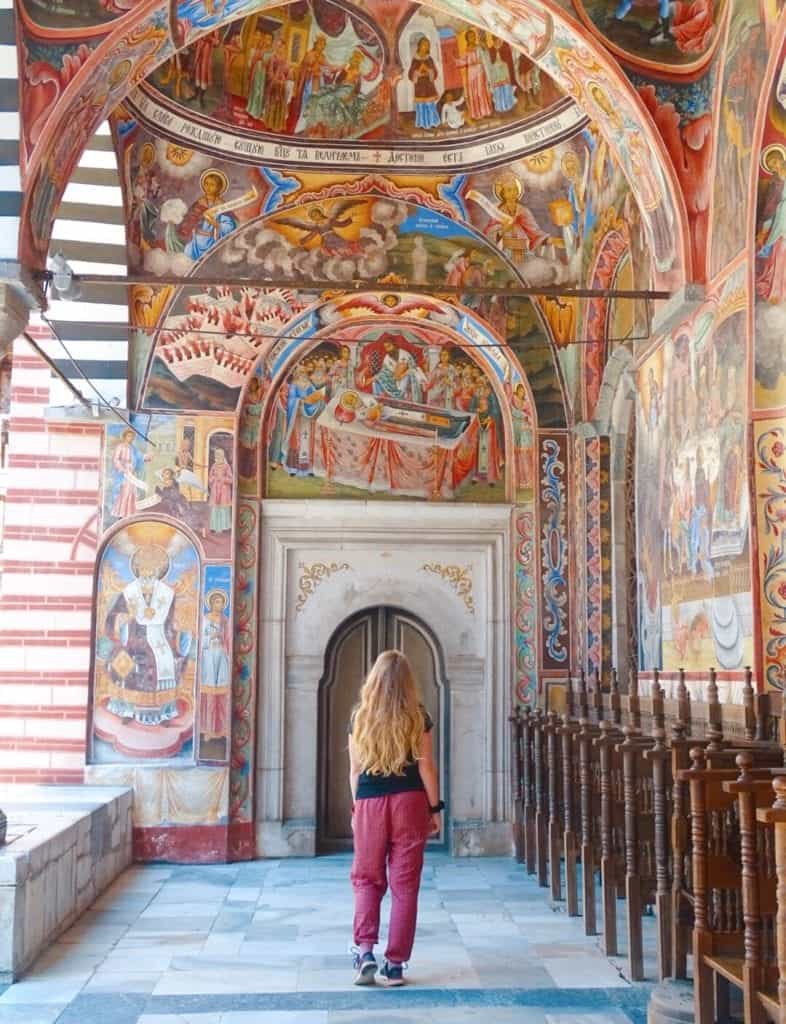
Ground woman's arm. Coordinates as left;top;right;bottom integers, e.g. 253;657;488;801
348;733;361;805
417;730;442;834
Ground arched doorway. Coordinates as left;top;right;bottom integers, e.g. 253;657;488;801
317;606;447;853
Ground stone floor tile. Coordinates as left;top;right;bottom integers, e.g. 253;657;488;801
0;1006;67;1024
544;1014;634;1023
152;966;300;996
138;1014;223;1023
222;1014;328;1024
81;971;162;993
0;977;88;1005
539;956;629;989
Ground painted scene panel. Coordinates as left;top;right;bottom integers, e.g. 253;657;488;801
91;522;199;764
755;36;786;409
199;564;232;763
636;292;752;673
103;414;235;560
266;333;512;501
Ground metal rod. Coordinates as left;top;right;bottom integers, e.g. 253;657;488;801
35;270;671;302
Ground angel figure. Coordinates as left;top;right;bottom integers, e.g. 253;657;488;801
273;200;366;256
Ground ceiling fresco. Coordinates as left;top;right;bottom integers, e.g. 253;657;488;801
139;1;572;155
16;0;688;292
19;0;144;33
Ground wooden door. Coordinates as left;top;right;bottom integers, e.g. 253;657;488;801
318;607;445;853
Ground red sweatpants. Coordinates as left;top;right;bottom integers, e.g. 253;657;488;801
350;790;431;964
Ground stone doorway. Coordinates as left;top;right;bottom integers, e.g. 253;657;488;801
317;605;448;853
257;500;513;858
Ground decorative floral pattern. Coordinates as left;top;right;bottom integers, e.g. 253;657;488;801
514;507;537;704
421;563;475;614
230;500;258;823
296;561;351;613
756;426;786;688
539;435;569;667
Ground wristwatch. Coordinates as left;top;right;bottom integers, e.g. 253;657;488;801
429;800;445;813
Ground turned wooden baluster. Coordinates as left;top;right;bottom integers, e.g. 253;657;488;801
597;720;620;955
579;717;597;935
509;705;524;863
670;719;691;979
686;746;712;1024
742;666;756;743
707;666;721;736
533;710;548;888
610;667;622;726
578;668;589;722
561;713;579;916
676;666;691;733
522;707;536;875
546;712;562;901
645;727;672;982
629;665;641;731
566;674;576;720
621;724;645;980
652;668;666;733
724;751;766;1024
591;667;603;723
756;776;786;1021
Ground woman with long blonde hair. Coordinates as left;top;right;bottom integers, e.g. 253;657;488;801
348;649;443;987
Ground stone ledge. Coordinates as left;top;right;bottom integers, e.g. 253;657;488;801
0;784;133;982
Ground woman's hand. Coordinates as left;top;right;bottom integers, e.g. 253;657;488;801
430;812;441;835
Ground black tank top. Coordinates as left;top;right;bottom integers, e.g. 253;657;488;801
349;707;433;800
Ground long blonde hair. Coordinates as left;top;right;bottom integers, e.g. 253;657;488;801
352;649;425;776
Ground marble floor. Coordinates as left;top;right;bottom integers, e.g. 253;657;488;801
0;854;655;1024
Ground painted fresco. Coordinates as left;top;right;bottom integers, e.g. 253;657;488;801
462;130;629;288
755;37;786;410
231;500;259;824
91;521;199;764
103;414;235;560
572;0;725;69
199;564;232;762
119;125;264;275
266;331;514;502
634;70;714;282
710;0;766;277
636;272;752;673
152;2;563;144
20;0;142;31
755;423;786;689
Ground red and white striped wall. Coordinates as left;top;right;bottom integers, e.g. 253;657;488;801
0;326;100;783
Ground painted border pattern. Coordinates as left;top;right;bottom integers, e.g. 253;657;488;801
230;499;259;823
514;506;538;704
539;434;569;668
755;424;786;689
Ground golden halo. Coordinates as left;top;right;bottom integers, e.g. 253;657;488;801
494;173;523;201
130;544;170;581
200;169;229;195
140;142;155;166
205;589;228;610
761;144;786;174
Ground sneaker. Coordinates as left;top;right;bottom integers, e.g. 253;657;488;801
379;960;405;987
352;950;377;986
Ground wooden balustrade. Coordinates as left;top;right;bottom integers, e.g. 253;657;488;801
508;665;786;1022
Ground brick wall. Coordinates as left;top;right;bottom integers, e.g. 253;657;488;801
0;328;101;783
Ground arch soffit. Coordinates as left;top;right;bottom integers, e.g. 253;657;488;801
20;0;688;289
592;343;635;437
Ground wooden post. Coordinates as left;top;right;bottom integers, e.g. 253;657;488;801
652;668;665;732
546;712;562;901
630;665;641;731
645;727;672;982
610;668;621;726
522;708;536;875
621;725;644;981
686;746;713;1024
509;705;524;862
579;717;597;935
742;666;756;743
670;719;689;979
578;668;589;722
534;710;548;888
561;714;579;916
676;666;691;732
597;720;620;956
707;666;721;734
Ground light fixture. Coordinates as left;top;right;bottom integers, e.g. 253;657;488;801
47;252;82;301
